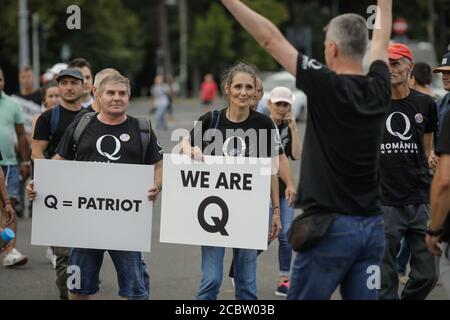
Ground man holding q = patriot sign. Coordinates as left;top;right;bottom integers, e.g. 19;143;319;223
28;72;163;300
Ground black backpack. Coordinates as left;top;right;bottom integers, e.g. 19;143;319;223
72;112;152;164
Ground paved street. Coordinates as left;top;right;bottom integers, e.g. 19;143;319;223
0;98;447;300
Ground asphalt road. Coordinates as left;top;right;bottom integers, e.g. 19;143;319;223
0;98;446;300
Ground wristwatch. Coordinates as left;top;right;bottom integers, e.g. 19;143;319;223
426;226;443;237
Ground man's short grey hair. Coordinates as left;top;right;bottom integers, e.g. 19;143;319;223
94;68;121;87
97;73;131;96
325;13;369;60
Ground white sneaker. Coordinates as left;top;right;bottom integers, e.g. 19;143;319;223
3;248;28;267
45;247;57;269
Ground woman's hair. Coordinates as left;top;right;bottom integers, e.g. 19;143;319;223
41;80;58;103
220;62;258;96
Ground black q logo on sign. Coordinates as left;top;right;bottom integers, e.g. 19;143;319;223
197;196;229;236
44;195;58;210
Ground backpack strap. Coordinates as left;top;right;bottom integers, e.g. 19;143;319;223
205;110;220;142
49;105;61;137
210;110;221;130
137;117;152;164
72;112;97;156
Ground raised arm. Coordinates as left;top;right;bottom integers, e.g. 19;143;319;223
15;124;31;180
426;155;450;256
367;0;392;65
221;0;298;76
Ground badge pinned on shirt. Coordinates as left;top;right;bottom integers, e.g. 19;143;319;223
414;113;424;124
120;134;131;142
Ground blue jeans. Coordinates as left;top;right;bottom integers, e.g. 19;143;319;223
68;248;150;300
1;165;20;199
155;103;168;130
197;246;258;300
269;197;294;277
288;214;385;300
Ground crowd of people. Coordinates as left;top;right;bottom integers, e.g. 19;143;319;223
1;0;450;301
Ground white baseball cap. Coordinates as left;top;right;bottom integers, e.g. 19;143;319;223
269;87;293;105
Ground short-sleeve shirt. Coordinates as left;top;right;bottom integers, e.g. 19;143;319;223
0;92;24;165
201;82;218;102
16;90;42;106
380;89;438;206
295;54;391;216
277;121;293;196
436;111;450;156
189;108;283;158
56;116;163;165
33;105;84;158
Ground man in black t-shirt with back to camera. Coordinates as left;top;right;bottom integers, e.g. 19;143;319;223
378;43;439;300
221;0;392;300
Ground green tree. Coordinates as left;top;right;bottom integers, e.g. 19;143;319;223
239;0;289;71
0;0;144;78
189;3;235;77
30;0;144;75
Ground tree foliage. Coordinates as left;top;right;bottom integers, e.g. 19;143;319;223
189;3;235;76
0;0;448;94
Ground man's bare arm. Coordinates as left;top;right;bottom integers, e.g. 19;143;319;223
429;155;450;231
154;160;163;191
367;0;393;65
423;133;433;160
15;124;30;162
31;140;49;161
221;0;298;76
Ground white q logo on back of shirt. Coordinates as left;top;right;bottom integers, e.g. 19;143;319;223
386;112;412;141
96;135;122;161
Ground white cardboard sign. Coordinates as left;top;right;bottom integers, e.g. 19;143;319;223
31;160;154;252
160;154;272;250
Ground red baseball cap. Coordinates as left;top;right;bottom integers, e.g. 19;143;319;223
388;43;414;61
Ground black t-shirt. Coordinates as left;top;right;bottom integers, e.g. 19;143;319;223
380;89;438;206
84;105;95;113
16;91;42;105
0;150;2;161
33;105;84;158
189;108;283;158
296;54;391;216
72;105;96;123
56;116;163;165
437;111;450;156
277;121;293;196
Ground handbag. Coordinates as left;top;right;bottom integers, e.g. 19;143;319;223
287;212;337;253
